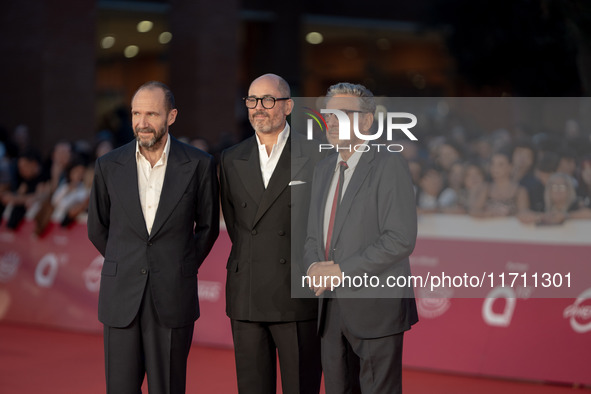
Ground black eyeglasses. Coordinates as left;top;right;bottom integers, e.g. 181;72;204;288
243;96;290;109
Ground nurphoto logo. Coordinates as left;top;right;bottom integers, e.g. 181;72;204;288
304;107;418;153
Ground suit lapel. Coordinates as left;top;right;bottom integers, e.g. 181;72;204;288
331;150;375;248
253;137;291;226
149;138;196;239
110;143;148;239
234;138;265;205
290;134;309;181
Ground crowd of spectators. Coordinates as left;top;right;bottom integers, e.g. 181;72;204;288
402;115;591;225
1;108;590;237
0;121;230;237
0;124;114;236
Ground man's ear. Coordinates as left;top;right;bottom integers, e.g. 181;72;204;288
362;112;374;132
284;99;294;116
168;108;178;126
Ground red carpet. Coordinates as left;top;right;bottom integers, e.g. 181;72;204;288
0;322;587;393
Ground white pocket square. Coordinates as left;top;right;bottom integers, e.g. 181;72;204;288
289;180;306;186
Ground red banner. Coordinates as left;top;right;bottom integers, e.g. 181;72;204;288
1;217;590;384
0;221;232;347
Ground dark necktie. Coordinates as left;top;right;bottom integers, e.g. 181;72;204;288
325;160;348;260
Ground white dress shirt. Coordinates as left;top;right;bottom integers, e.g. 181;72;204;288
307;146;366;274
323;147;365;246
255;123;290;188
136;135;171;234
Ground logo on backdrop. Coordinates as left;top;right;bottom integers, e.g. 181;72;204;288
198;280;222;302
304;108;418;153
0;252;20;282
563;288;591;334
84;255;104;292
482;287;516;327
416;288;453;319
35;253;62;288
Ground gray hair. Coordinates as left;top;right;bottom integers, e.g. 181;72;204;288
325;82;376;114
544;172;577;213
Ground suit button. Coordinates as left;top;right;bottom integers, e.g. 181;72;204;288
140;268;147;274
241;202;247;208
278;230;285;236
279;258;286;264
251;229;257;235
147;242;153;246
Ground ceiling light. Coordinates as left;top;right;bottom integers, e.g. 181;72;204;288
306;32;323;45
101;36;115;49
137;21;153;33
159;32;172;44
124;45;139;58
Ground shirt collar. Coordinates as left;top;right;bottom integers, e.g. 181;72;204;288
136;133;171;165
255;122;290;148
335;142;366;172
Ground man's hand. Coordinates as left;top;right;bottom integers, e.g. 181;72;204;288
307;261;342;296
540;211;567;225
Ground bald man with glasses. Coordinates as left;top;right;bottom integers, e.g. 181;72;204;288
220;74;325;394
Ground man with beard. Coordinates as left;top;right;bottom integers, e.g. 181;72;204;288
304;83;418;394
220;74;323;393
88;81;219;394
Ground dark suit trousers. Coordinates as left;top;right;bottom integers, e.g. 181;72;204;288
322;299;404;394
103;278;194;394
231;319;322;394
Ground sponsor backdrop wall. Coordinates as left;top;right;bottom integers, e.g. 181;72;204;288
1;217;590;385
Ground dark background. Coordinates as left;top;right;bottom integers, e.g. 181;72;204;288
1;0;590;155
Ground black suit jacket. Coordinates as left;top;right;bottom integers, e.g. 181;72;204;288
220;131;325;322
304;148;419;339
87;136;219;329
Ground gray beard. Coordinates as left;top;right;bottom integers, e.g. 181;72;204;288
135;127;165;149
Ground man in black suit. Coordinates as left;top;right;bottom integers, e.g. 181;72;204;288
87;81;219;394
220;74;323;394
304;83;418;394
